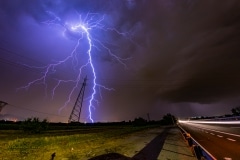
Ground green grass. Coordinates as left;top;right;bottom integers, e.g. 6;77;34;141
0;125;157;160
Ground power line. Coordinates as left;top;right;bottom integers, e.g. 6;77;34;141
6;103;68;118
3;103;100;122
0;46;46;66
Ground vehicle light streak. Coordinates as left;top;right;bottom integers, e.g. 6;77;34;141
178;120;240;124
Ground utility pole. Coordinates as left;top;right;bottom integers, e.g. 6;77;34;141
68;76;87;123
147;113;150;122
171;115;176;126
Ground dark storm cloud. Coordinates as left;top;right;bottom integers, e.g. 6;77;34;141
129;0;240;103
0;0;141;62
0;0;132;27
1;0;240;122
0;0;146;121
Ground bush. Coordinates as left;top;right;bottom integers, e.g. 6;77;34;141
133;117;147;126
160;113;176;125
21;117;48;134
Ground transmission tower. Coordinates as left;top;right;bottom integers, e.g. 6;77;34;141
0;101;8;113
68;76;87;123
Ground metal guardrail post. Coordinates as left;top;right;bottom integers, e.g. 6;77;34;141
178;124;217;160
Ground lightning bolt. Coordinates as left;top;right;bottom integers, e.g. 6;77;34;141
18;11;132;122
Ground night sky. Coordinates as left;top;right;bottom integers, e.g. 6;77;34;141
1;0;240;123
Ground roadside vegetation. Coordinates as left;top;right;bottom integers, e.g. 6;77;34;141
0;114;176;160
21;117;48;134
1;124;160;160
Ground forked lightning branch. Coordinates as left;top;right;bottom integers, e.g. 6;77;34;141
18;11;131;122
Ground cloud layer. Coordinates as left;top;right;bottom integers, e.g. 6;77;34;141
1;0;240;121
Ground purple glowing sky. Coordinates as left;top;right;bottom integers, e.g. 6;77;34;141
1;0;240;122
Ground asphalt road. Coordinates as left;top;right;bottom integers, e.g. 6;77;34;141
179;122;240;160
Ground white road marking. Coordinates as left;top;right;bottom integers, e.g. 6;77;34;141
217;135;223;138
226;138;236;142
224;157;232;160
184;124;240;138
210;133;215;135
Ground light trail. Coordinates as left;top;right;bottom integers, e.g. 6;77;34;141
178;120;240;124
179;120;240;137
17;11;132;122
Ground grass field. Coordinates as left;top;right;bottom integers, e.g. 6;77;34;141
0;125;159;160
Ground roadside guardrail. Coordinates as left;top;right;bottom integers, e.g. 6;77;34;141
178;125;217;160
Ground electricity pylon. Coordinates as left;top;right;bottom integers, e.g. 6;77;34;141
68;76;87;123
0;101;8;113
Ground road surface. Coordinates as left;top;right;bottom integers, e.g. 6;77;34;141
179;121;240;160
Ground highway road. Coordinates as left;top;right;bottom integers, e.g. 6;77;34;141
179;121;240;160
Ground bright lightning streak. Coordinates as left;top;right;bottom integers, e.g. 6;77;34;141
82;24;95;122
18;11;131;122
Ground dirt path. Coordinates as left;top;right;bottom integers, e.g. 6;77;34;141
158;127;196;160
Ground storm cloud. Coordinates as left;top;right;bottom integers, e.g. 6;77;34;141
1;0;240;122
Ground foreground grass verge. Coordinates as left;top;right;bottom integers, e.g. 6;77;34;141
0;125;159;160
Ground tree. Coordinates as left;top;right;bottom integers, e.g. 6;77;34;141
161;113;176;125
231;107;240;116
133;117;147;126
21;117;48;134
